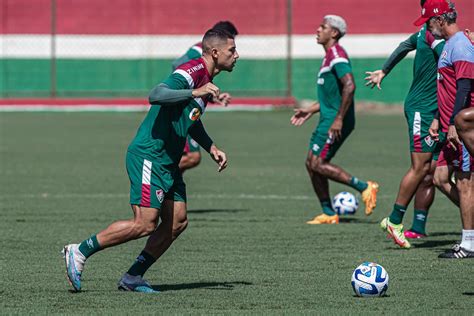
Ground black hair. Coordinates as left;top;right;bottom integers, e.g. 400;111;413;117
212;21;239;36
202;28;235;54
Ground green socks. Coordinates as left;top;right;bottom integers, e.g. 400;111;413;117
389;204;407;225
410;209;428;234
127;251;157;277
78;235;101;258
349;177;368;192
321;199;336;216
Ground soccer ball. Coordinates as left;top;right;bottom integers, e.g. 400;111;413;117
332;192;358;215
351;262;389;297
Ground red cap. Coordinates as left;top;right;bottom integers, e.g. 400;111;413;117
413;0;452;26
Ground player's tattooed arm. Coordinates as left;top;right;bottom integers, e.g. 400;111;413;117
330;73;355;140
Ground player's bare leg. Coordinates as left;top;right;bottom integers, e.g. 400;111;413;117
406;159;437;238
96;205;160;247
305;151;377;224
439;171;474;259
455;108;474;157
433;165;460;207
305;152;336;224
179;152;202;174
118;200;188;292
63;205;160;291
143;200;188;258
381;152;432;248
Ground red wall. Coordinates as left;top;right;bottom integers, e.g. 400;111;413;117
1;0;472;34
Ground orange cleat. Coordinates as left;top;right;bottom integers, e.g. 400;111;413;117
361;181;379;215
306;213;339;225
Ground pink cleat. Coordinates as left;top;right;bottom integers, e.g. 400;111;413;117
404;230;427;239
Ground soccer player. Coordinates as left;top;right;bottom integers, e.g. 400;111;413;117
365;0;445;246
174;21;238;174
290;15;379;225
63;29;240;292
421;0;474;258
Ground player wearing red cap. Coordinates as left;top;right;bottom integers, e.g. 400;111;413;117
419;0;474;258
366;0;446;247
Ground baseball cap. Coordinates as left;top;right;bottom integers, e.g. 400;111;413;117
413;0;453;26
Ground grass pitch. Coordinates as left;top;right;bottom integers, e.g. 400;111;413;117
0;111;473;314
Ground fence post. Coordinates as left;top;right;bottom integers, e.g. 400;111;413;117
50;0;57;98
286;0;292;99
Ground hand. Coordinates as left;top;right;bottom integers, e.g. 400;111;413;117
213;92;231;106
209;144;227;172
429;118;440;141
290;108;314;126
447;125;461;150
192;82;220;99
364;70;385;90
329;116;343;141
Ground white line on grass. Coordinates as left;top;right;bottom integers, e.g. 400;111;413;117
0;192;391;200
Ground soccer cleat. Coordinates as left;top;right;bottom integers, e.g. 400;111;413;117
438;244;474;259
62;244;85;292
306;213;339;225
361;181;379;216
404;230;427;239
380;217;411;249
118;273;159;293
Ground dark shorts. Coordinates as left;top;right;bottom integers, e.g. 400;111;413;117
437;141;474;172
309;122;354;161
126;151;186;209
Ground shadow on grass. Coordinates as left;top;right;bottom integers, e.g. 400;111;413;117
427;232;459;237
339;217;378;224
462;292;474;296
414;239;458;249
153;281;253;292
188;208;249;214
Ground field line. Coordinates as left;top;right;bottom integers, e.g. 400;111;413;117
0;192;392;200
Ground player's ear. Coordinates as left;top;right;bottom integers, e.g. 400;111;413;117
211;47;219;59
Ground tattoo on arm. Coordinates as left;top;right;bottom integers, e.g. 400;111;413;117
337;73;355;119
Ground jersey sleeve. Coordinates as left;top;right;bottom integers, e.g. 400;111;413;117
332;61;352;79
452;42;474;80
188;120;213;152
382;33;417;75
163;71;193;89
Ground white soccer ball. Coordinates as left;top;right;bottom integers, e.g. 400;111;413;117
332;192;358;215
351;262;389;297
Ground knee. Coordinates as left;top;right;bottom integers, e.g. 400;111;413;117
433;171;446;189
172;216;188;240
412;161;431;175
421;173;434;187
132;219;157;237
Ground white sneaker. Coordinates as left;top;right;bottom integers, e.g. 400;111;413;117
62;244;86;291
117;273;159;293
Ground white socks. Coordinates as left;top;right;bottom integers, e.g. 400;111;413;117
460;229;474;251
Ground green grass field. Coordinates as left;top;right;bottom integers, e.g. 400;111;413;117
1;111;473;314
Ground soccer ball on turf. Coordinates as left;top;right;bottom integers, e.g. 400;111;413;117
332;192;358;215
351;262;389;297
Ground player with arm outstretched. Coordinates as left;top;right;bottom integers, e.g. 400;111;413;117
366;0;447;247
291;15;378;225
62;29;240;292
